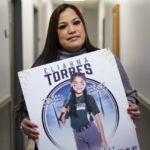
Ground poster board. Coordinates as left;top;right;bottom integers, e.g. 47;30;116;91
18;49;140;150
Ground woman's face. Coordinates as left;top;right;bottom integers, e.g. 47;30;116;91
57;8;86;52
71;76;86;96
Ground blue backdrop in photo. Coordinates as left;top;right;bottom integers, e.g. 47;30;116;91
42;79;119;150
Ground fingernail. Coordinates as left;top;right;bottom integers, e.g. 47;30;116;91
35;136;39;139
36;132;40;135
34;125;39;128
130;115;134;119
128;111;132;114
127;108;130;111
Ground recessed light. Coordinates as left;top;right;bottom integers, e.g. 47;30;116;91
64;0;86;2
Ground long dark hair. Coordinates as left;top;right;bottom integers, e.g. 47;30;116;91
69;72;92;117
32;3;98;67
16;3;97;120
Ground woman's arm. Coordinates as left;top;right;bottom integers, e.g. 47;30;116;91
15;100;39;141
95;113;107;148
115;56;141;120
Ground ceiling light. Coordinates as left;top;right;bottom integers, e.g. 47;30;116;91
64;0;86;2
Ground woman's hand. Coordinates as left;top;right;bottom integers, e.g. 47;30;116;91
127;101;141;120
21;117;39;141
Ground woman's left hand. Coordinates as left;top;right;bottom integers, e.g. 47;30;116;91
127;101;141;120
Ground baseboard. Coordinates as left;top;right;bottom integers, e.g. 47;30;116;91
138;93;150;109
0;95;11;109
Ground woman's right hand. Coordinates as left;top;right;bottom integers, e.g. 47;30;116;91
21;117;39;141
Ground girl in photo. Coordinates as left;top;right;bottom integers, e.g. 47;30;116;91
60;72;107;150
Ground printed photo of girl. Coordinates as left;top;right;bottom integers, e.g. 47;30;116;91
60;72;107;150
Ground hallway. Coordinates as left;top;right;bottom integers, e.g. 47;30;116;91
0;0;150;150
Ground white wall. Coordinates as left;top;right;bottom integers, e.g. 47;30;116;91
98;0;104;49
0;0;11;102
39;0;53;54
21;0;53;69
119;0;150;104
22;0;34;69
82;7;98;47
102;0;150;104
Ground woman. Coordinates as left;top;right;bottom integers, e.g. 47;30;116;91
16;3;140;150
60;72;107;150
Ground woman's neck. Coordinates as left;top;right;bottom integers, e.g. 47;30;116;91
57;48;87;60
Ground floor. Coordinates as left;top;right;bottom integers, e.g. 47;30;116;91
26;103;150;150
136;103;150;150
25;139;34;150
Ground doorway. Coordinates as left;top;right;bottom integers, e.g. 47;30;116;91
34;7;39;61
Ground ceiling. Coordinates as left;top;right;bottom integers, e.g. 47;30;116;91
51;0;99;8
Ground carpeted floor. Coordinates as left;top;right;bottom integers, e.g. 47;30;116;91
136;103;150;150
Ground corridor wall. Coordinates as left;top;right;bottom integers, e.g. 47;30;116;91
119;0;150;107
83;7;98;47
0;0;11;105
21;0;53;69
102;0;150;107
0;0;11;150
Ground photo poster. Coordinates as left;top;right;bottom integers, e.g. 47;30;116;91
18;49;140;150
